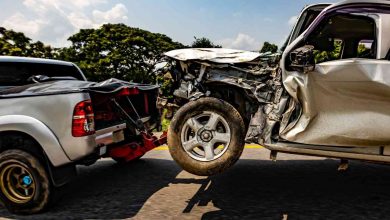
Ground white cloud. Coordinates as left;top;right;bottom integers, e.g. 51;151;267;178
23;0;107;11
2;13;43;37
70;0;108;9
288;15;298;27
68;12;94;29
92;3;128;25
219;33;261;51
1;0;128;47
23;0;48;14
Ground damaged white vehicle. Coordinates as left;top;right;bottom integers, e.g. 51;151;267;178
165;0;390;175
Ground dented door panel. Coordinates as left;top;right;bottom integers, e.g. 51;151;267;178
280;59;390;147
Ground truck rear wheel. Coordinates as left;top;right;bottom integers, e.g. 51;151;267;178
0;149;51;214
168;97;245;176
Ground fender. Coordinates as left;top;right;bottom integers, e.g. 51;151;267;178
0;115;71;167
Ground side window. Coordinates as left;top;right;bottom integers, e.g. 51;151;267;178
357;40;375;58
314;39;343;63
306;14;376;64
0;62;84;87
0;63;29;86
0;62;85;87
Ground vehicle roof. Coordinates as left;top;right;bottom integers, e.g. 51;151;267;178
0;56;74;66
329;0;390;8
302;3;332;11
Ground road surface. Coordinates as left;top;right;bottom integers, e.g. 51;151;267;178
1;146;390;219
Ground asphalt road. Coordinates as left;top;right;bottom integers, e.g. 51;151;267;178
2;146;390;220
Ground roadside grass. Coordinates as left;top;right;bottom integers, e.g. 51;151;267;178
161;109;171;131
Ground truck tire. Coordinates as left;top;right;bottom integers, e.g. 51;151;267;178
168;97;245;176
0;149;51;214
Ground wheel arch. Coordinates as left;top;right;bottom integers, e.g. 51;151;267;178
204;82;258;128
0;115;71;167
0;129;76;187
0;130;46;161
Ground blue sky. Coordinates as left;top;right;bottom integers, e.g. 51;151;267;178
0;0;338;50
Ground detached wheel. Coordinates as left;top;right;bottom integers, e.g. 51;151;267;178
0;149;51;214
168;97;245;176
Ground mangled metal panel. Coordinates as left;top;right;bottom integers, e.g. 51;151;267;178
280;59;390;147
165;48;281;104
165;48;264;64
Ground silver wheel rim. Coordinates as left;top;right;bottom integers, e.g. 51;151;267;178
181;111;231;162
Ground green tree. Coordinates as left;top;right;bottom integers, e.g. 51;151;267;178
314;40;342;63
260;42;278;53
30;41;56;58
0;27;32;56
191;37;221;48
62;24;183;83
0;27;55;58
357;43;369;56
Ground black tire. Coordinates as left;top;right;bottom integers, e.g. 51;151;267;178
168;97;246;176
0;149;51;214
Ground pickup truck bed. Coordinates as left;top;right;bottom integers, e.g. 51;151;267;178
0;56;166;214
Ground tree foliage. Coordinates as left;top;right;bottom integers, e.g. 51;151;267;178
314;41;370;63
314;41;342;63
60;24;184;83
0;27;55;58
260;42;278;53
357;43;370;56
191;37;221;48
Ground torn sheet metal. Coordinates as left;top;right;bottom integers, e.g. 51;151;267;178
165;48;281;104
165;48;264;64
280;58;390;147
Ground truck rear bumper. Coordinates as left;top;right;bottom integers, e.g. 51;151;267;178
95;123;127;146
76;130;167;167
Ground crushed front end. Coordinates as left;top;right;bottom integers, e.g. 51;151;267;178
163;48;290;146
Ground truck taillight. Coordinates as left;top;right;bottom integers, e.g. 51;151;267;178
116;87;139;97
72;100;95;137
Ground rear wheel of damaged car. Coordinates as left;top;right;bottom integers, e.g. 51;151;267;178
0;149;51;214
168;97;245;176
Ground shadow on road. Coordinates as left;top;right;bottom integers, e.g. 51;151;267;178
181;159;390;219
0;158;182;219
1;157;390;219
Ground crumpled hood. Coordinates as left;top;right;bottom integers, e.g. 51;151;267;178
165;48;266;63
0;78;159;98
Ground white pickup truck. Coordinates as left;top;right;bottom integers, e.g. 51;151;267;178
165;0;390;176
0;56;166;214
